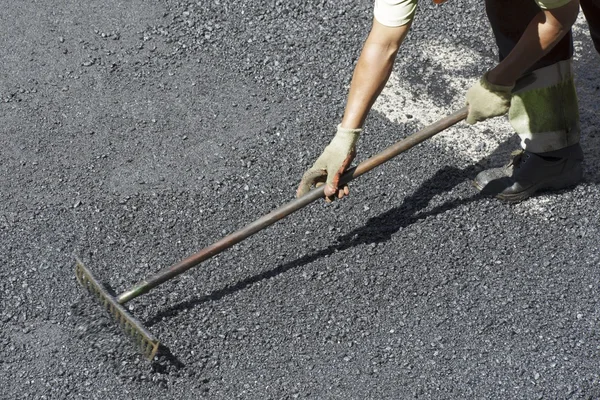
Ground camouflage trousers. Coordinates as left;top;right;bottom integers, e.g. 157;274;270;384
485;0;600;153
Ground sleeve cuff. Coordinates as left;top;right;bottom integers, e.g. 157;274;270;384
534;0;572;10
373;0;418;27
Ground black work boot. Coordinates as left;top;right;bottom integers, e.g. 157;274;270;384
473;143;583;202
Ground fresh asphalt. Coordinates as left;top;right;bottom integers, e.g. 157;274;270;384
1;0;599;399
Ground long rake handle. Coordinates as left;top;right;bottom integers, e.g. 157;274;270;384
117;107;468;304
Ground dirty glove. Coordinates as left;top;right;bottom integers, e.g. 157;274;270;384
465;72;514;125
296;124;362;201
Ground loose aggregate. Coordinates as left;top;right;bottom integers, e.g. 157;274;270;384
1;0;600;399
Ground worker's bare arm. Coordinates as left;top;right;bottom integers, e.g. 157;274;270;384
488;0;580;86
341;19;412;130
296;18;413;201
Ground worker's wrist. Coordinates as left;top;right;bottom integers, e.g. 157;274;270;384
483;70;515;92
336;124;362;137
328;124;361;150
333;124;361;143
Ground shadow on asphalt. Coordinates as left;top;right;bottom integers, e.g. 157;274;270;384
147;129;596;329
152;344;186;371
144;130;513;326
146;162;488;327
145;40;600;326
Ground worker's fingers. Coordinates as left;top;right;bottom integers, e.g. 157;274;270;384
466;111;480;125
336;184;349;199
296;169;327;198
465;103;477;125
299;148;355;202
324;183;336;197
323;181;350;199
321;181;334;203
318;181;349;201
298;173;338;203
325;149;356;196
296;181;311;198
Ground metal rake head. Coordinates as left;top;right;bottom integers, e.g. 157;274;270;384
75;258;160;360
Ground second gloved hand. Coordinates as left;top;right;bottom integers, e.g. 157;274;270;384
465;72;514;125
296;124;362;201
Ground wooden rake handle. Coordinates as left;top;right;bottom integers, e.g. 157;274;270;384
117;107;469;304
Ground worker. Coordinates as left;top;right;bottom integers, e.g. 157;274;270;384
296;0;599;203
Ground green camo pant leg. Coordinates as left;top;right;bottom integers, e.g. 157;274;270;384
509;60;580;153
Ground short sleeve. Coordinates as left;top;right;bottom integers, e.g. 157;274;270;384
373;0;418;27
534;0;572;10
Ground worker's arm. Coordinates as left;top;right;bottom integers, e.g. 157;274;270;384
341;19;412;129
466;0;580;124
488;0;580;86
297;0;417;200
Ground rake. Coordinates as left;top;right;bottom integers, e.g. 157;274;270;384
75;107;468;360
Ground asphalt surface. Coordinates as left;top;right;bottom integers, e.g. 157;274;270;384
1;0;600;399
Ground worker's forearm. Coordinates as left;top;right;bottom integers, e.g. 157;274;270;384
488;1;579;86
341;21;411;129
340;44;397;129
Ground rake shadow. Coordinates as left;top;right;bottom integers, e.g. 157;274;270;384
152;344;186;372
146;162;484;327
145;112;592;325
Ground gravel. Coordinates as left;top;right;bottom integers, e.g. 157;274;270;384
1;0;599;399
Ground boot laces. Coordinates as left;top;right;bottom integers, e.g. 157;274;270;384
508;149;529;169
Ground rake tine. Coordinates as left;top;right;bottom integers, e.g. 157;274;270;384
74;258;160;360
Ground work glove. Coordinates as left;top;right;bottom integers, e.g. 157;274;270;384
465;72;514;125
296;124;362;201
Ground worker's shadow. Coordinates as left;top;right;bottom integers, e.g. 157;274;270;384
148;97;597;328
146;20;599;374
145;135;518;327
146;153;484;370
147;38;599;329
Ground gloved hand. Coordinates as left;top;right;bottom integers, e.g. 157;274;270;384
296;124;362;201
465;72;514;125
